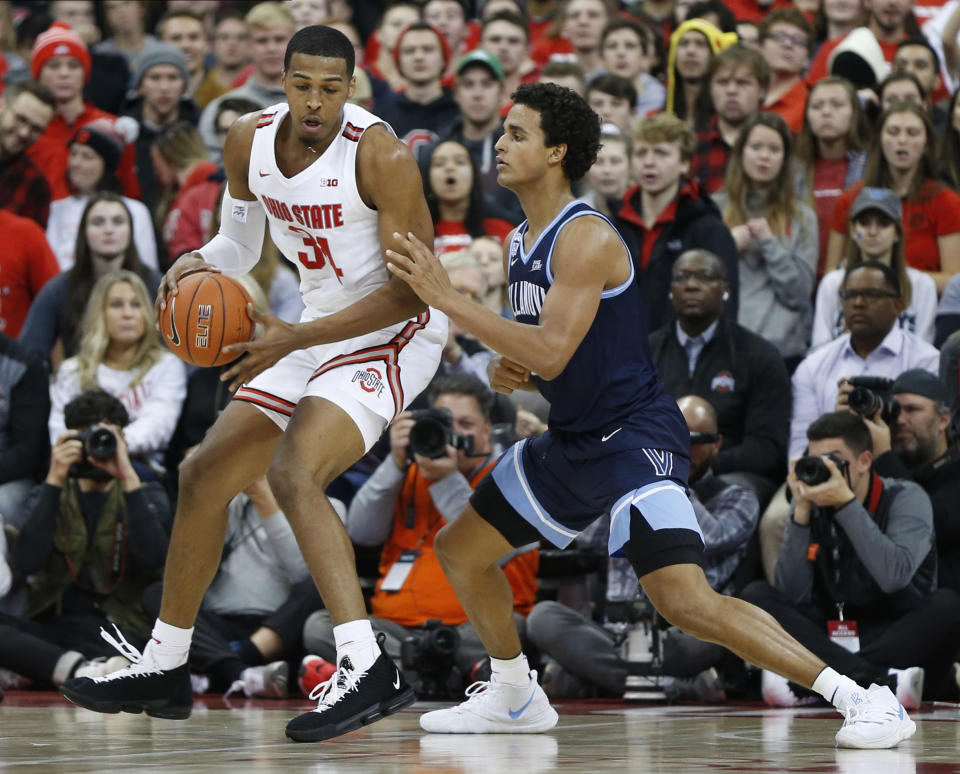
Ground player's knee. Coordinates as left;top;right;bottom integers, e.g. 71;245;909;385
648;581;720;639
178;445;216;506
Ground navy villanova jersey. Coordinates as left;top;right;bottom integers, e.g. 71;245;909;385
508;200;687;453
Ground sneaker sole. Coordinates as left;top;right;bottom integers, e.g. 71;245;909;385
59;686;192;720
285;686;416;743
835;718;917;749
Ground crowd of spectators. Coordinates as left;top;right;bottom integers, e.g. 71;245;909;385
1;0;959;710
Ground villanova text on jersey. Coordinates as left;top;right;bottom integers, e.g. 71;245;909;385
508;200;687;453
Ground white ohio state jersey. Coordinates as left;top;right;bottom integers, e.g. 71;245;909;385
248;102;391;318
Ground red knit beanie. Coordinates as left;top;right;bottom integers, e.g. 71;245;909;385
393;23;451;76
30;22;92;82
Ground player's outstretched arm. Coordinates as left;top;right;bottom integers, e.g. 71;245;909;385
155;112;263;320
388;216;629;380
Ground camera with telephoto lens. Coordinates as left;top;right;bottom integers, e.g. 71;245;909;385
407;408;475;460
847;376;901;424
68;426;117;479
400;619;462;699
794;452;850;486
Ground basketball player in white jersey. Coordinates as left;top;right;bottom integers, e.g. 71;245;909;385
59;26;446;743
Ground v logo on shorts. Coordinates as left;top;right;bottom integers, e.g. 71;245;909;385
642;448;674;477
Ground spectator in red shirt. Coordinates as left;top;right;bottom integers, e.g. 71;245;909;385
793;76;870;278
0;209;59;338
0;80;56;228
826;102;960;291
422;139;513;257
807;0;916;84
759;8;814;132
691;45;770;194
531;0;613;79
27;22;140;202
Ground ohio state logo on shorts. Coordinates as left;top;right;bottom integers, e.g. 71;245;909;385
352;367;385;398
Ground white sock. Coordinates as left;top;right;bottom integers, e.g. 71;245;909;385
52;650;84;686
490;653;530;686
333;619;378;672
145;619;193;670
812;666;860;708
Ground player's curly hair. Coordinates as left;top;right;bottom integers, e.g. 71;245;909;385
511;82;601;182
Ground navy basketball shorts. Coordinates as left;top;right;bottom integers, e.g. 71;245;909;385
471;430;706;578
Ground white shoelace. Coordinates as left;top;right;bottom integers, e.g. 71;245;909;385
843;698;901;726
450;680;503;713
308;664;367;710
90;625;163;683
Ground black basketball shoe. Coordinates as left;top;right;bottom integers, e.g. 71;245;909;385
59;626;193;720
285;633;415;742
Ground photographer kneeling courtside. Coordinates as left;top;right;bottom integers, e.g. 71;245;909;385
740;411;960;707
0;390;171;688
300;374;538;699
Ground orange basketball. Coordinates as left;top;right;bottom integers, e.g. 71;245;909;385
159;271;254;367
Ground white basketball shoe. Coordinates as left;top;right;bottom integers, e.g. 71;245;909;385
419;671;558;734
835;684;917;749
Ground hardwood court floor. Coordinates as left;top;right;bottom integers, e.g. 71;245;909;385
1;692;958;773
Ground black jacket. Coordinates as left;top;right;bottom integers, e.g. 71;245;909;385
874;448;960;594
373;88;460;152
610;180;739;331
649;316;789;480
0;334;49;484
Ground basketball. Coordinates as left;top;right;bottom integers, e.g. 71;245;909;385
159;271;254;367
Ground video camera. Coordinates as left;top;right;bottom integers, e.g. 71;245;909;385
847;376;900;425
400;619;462;699
407;408;475;460
68;426;117;480
794;452;850;486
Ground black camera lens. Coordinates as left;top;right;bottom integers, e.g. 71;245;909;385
848;387;883;417
794;455;830;486
409;416;451;459
84;427;116;461
427;626;459;655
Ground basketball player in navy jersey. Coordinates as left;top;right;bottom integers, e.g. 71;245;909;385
386;83;916;748
59;27;447;743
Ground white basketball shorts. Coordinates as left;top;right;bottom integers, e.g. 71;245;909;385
234;309;446;451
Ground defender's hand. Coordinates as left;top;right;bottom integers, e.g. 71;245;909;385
488;356;530;395
156;252;217;320
221;306;296;392
385;231;454;309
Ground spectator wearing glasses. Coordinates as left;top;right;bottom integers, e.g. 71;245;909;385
758;8;814;133
757;261;939;582
650;249;790;506
812;187;937;348
0;80;56;228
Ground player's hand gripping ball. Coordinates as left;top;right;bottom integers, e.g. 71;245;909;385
159;270;254;367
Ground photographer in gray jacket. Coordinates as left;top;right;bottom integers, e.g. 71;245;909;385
740;411;960;708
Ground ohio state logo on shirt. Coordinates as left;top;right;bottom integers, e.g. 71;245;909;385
711;371;735;393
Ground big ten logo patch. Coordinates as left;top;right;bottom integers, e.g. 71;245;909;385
352;367;385;398
711;371;735;393
195;304;212;348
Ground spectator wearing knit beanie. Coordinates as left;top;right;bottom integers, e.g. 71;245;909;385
27;22;142;202
45;119;158;271
375;22;460;151
121;42;201;217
